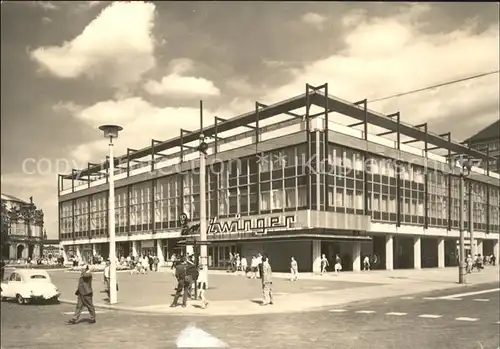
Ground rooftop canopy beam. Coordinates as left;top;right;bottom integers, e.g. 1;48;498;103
427;132;452;151
256;101;303;119
402;123;427;144
70;93;308;180
310;90;494;162
376;112;400;136
348;99;368;127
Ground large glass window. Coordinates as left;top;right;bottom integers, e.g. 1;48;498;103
470;181;487;231
489;186;500;233
74;197;88;238
115;187;127;234
326;145;364;214
90;192;107;236
155;176;180;229
59;201;73;240
130;181;151;232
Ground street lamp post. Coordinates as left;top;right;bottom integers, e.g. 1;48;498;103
457;157;472;284
99;124;123;305
198;134;209;287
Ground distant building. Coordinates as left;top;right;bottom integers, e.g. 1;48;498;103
1;193;45;260
464;120;500;172
42;239;61;258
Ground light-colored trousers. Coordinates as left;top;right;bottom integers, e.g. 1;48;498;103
262;282;273;304
290;268;298;279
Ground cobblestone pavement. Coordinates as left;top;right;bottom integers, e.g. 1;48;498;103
2;283;498;349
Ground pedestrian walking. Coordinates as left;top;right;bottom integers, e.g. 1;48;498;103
148;254;154;272
170;257;191;308
320;254;329;275
257;253;263;278
66;264;96;324
186;255;198;299
261;254;274;306
250;256;258;279
103;260;110;297
466;254;473;273
363;256;370;271
334;254;342;275
153;255;160;271
290;257;298;281
196;266;208;308
240;255;248;276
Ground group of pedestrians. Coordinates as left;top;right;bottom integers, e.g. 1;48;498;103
465;253;496;273
320;254;343;275
170;254;209;309
65;251;278;324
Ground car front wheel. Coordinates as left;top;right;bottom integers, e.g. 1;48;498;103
16;294;27;305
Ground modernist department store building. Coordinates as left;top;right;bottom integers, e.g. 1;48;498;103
58;84;500;272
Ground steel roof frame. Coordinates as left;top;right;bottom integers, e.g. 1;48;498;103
61;84;495;186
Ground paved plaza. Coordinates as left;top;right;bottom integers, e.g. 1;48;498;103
2;282;498;349
4;265;497;316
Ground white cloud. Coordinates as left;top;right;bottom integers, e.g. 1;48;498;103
68;97;205;164
301;12;327;30
30;1;156;87
52;101;82;114
226;77;255;95
87;1;101;8
32;1;59;11
143;74;221;98
168;58;195;74
268;5;499;141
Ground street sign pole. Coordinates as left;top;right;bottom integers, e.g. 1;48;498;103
458;172;466;284
198;128;209;290
193;239;198;299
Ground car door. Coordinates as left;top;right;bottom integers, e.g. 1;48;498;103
3;273;21;298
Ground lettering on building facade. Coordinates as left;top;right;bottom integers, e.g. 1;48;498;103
207;215;297;236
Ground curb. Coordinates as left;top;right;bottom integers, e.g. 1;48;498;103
58;298;216;316
5;267;69;272
58;280;495;317
63;270;133;274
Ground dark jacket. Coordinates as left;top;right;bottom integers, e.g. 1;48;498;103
185;262;199;281
75;269;93;296
175;263;187;282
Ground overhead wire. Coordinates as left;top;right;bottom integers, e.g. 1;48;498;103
368;70;499;104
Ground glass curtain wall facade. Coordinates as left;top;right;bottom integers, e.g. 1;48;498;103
74;197;88;238
115;187;127;234
60;201;73;240
90;192;107;237
59;141;500;240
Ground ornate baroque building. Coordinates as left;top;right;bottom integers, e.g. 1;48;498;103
1;193;45;260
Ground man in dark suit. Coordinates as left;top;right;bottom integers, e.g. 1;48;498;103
170;257;192;308
67;264;96;324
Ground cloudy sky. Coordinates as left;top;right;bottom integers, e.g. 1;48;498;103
1;1;499;238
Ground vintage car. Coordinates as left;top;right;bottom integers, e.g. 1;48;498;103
1;269;60;304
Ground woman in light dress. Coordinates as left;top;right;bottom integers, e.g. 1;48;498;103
320;254;329;275
290;257;298;281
